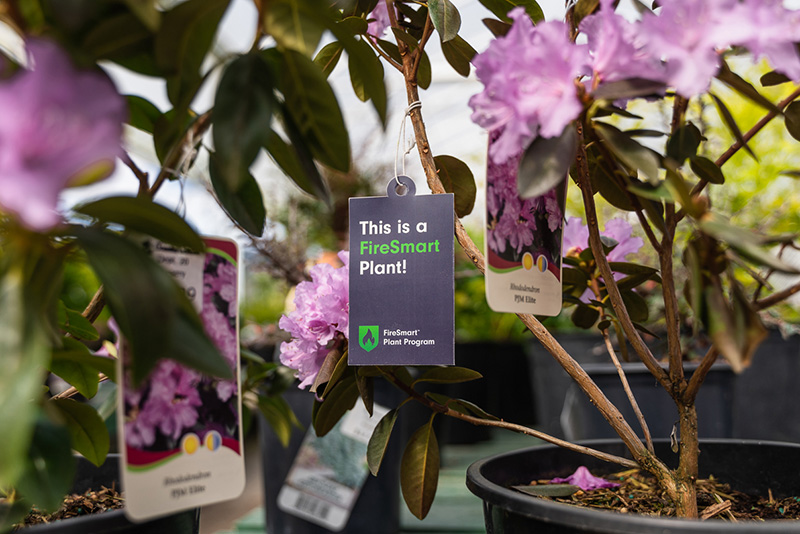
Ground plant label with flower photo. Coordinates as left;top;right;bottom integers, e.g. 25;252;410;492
278;402;390;531
348;176;455;366
117;237;245;522
484;132;567;315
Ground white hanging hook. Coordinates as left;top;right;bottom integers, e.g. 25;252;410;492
394;101;422;187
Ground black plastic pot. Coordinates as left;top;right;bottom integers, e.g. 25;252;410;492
467;439;800;533
21;454;200;534
258;382;404;534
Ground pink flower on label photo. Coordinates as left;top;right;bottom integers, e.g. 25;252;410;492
551;466;620;491
0;39;126;230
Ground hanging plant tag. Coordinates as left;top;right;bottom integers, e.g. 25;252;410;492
118;237;245;522
348;176;454;366
278;403;390;531
484;133;567;315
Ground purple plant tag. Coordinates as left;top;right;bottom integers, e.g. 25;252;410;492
348;176;455;366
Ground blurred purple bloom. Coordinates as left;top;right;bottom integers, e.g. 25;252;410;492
279;251;349;389
470;8;589;164
551;466;620;491
368;1;392;37
0;39;125;230
563;216;590;257
581;0;666;87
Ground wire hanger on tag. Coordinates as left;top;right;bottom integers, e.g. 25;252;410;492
394;101;422;192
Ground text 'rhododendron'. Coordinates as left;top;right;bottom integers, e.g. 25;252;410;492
0;39;126;231
279;251;350;388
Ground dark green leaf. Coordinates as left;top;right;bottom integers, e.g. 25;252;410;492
666;122;702;163
478;0;543;23
760;71;791;87
400;417;439;520
448;398;500;421
417;49;432;90
355;372;374;416
780;169;800;179
367;409;398;475
314;41;344;77
518;124;577;199
208;153;266;236
152;109;195;166
168;304;234;380
587;147;636;211
258;395;301;447
82;12;152;63
429;0;461;42
322;348;351;398
52;338;117;383
76;196;205;252
626;129;666;138
155;0;229;78
413;366;482;385
785;101;800;142
212;52;275;192
340;15;369;34
571;305;599;329
311;348;345;394
282;49;351;171
0;266;49;488
717;61;781;114
50;357;99;399
562;267;589;287
572;0;599;26
377;38;402;63
313;377;359;437
263;0;325;55
628;182;675;202
125;95;161;134
594;122;660;184
594;106;643;120
482;18;511;37
616;272;655;292
591;78;666;101
621;289;649;323
434;155;476;217
17;417;75;512
122;0;161;31
274;104;332;203
689;156;725;184
0;499;29;533
57;301;99;341
51;398;109;467
709;92;757;160
513;484;579;497
608;262;659;276
441;35;476;77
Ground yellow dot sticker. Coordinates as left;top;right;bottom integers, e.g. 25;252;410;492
536;255;548;273
181;433;200;455
522;252;534;271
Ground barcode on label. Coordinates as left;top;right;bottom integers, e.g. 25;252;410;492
294;492;331;520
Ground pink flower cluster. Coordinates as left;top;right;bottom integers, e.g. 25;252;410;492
0;39;125;231
470;0;800;163
279;251;350;389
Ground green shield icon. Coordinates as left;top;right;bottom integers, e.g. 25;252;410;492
359;325;379;352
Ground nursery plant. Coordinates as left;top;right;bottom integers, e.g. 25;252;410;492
1;0;800;530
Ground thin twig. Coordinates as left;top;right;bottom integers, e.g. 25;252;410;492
754;280;800;311
366;35;403;72
684;347;718;402
52;375;110;400
122;153;149;196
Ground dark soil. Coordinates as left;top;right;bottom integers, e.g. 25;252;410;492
13;485;124;530
523;468;800;521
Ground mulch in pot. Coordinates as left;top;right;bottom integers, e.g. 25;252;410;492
13;485;125;530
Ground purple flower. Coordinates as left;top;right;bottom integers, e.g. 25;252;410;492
563;216;590;257
279;251;349;389
470;8;589;164
580;0;666;87
0;39;126;231
368;1;392;37
551;466;620;491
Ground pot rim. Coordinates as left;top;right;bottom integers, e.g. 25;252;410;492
466;438;800;533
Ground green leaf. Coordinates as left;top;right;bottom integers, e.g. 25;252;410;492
518;124;577;199
562;267;589;287
0;499;30;533
263;0;325;56
367;409;398;476
0;265;49;489
571;305;600;329
57;301;99;341
784;101;800;142
478;0;543;23
621;289;649;323
448;398;500;421
82;12;152;63
313;377;359;437
591;78;665;101
314;41;344;77
607;262;659;276
52;338;117;383
594;122;661;184
413;367;482;385
76;196;205;252
209;153;267;237
125;95;161;134
16;417;75;512
168;305;234;380
274;104;332;203
51;398;109;467
586;146;636;211
377;38;402;63
666;122;702;164
401;417;439;520
428;0;461;42
709;92;757;160
348;38;385;106
123;0;161;31
311;348;345;394
572;0;599;26
689;156;725;185
760;71;791;87
212;52;275;192
152;109;195;165
355;371;374;416
282;49;351;172
258;395;300;448
616;272;656;292
417;49;432;90
441;35;476;77
482;18;511;37
434;155;476;217
717;61;782;114
50;356;99;399
628;182;675;202
321;348;351;398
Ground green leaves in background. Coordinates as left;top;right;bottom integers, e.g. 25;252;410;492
401;417;439;520
16;417;75;513
518;125;576;199
785;101;800;142
478;0;543;23
51;398;109;468
709;93;757;160
263;0;326;56
76;196;205;252
367;409;398;475
429;0;461;42
666;123;702;164
258;395;301;447
209;154;267;236
434;155;476;217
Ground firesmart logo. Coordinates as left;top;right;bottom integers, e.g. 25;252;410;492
359;325;379;352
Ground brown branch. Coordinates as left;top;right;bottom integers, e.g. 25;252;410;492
410;15;434;78
662;206;684;387
754;280;800;311
122;153;150;196
366;35;403;72
684;347;718;402
601;329;654;453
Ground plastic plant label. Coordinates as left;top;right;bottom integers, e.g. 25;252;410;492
277;403;390;531
118;237;245;522
348;176;455;366
484;134;567;315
